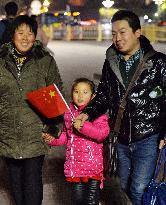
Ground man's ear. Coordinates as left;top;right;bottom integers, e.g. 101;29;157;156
135;29;141;38
91;94;96;100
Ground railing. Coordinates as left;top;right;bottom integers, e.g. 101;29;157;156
43;24;166;43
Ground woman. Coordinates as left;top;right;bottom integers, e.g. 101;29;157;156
0;15;63;205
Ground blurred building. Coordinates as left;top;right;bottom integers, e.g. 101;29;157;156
68;0;87;6
145;0;153;5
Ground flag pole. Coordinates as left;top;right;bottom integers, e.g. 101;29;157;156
53;84;74;118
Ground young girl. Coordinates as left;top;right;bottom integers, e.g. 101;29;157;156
43;78;110;205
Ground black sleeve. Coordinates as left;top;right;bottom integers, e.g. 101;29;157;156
159;55;166;139
83;59;111;121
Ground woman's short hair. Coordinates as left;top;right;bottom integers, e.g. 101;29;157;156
12;15;38;37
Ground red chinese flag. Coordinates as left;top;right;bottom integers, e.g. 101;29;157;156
27;84;69;118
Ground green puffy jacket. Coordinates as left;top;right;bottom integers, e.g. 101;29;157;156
0;41;63;159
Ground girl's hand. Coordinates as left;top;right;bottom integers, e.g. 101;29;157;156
42;133;54;143
73;113;89;130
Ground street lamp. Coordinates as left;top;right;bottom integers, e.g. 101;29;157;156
30;0;42;15
43;0;50;7
102;0;114;8
153;0;164;15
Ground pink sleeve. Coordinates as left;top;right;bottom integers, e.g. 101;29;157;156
79;114;110;142
48;131;67;146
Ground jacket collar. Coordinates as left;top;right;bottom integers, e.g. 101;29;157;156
106;35;155;88
70;102;86;112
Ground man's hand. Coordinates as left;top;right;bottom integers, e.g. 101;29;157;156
73;113;89;131
159;139;166;149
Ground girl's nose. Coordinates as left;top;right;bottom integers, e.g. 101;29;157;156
78;91;83;96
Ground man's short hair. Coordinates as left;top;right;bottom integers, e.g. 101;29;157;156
111;10;141;32
5;1;18;16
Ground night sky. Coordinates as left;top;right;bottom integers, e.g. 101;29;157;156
49;0;101;20
0;0;156;20
49;0;156;20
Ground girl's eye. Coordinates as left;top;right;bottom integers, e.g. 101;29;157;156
74;90;78;94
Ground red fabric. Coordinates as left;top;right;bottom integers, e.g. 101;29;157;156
66;175;102;183
26;84;69;118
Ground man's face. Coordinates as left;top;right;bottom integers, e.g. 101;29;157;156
112;20;141;56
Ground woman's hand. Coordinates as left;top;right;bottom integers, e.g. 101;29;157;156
42;133;54;144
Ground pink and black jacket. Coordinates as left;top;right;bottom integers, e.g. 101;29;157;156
49;103;110;183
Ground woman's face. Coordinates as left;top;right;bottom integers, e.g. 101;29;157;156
13;23;35;53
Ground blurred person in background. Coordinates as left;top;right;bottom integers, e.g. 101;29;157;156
74;10;166;205
0;1;18;46
0;15;63;205
31;14;49;48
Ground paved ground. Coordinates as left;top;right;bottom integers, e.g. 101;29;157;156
0;40;165;205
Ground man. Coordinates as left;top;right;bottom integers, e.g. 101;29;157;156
0;1;18;46
73;10;166;205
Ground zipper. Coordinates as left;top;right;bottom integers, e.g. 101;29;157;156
70;133;74;178
128;104;132;144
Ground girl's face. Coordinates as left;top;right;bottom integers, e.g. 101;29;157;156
72;82;94;107
13;23;35;53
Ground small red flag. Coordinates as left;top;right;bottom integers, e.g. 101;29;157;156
27;84;70;118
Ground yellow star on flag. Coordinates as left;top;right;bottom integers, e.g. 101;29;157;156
49;90;55;98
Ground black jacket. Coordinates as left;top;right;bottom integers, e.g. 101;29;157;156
84;36;166;145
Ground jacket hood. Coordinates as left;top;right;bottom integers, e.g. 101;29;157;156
139;35;153;53
105;35;155;88
0;40;50;59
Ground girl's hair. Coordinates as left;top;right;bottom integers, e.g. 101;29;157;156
71;77;95;96
11;15;38;38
